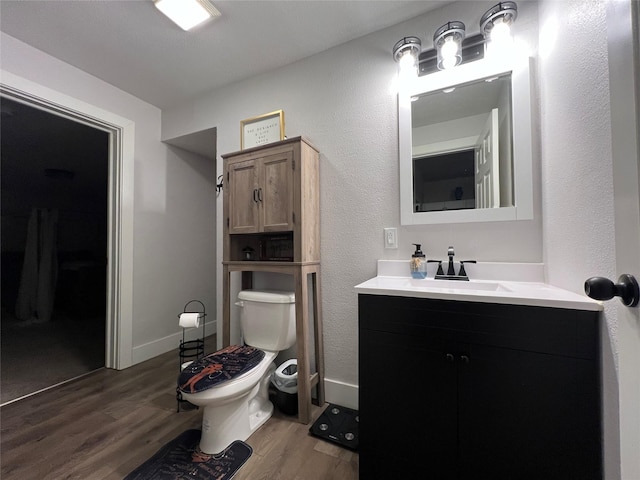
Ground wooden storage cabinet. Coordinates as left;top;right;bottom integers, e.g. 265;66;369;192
227;151;293;234
222;137;324;424
358;294;602;479
223;137;320;263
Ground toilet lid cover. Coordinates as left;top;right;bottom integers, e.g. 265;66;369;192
178;345;265;394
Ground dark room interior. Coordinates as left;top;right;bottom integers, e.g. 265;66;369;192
1;97;109;404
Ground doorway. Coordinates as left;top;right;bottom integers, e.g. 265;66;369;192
1;97;108;404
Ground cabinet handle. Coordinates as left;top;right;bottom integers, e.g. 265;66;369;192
253;189;258;203
460;355;470;364
257;187;263;202
445;353;455;363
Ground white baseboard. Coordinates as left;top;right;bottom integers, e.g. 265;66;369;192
132;320;216;366
323;377;359;410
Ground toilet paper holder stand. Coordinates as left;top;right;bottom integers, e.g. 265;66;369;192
177;299;206;412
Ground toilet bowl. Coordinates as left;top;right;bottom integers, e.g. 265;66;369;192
178;289;296;454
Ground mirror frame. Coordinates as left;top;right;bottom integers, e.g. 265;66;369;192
399;56;533;225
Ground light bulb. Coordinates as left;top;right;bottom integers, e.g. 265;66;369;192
480;2;518;58
433;21;465;71
441;36;459;58
486;17;515;59
491;18;512;46
440;36;460;70
393;36;421;78
399;51;416;71
398;51;418;78
442;56;458;70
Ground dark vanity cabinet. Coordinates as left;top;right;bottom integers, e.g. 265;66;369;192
358;294;602;479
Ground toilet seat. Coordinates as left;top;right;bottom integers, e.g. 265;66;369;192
178;345;265;394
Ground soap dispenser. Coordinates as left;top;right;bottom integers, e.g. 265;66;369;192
410;243;427;279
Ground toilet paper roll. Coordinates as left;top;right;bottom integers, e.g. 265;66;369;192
179;312;200;328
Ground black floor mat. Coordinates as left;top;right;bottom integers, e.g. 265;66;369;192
124;429;252;480
309;403;359;451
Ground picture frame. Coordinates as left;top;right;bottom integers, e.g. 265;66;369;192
240;110;285;150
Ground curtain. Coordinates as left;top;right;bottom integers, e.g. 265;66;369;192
15;208;59;322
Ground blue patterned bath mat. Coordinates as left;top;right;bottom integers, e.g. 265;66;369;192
124;429;252;480
178;344;265;394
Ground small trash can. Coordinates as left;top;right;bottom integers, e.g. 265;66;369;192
271;359;298;415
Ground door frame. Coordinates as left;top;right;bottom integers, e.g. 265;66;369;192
0;70;134;370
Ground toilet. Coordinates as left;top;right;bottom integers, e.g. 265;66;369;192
177;289;296;454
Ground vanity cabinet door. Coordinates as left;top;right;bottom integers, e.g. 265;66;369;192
359;327;457;478
359;294;459;478
457;343;601;480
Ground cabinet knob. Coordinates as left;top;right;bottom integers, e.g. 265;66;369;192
445;353;455;363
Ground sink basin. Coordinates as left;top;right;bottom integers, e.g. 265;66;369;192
360;276;512;293
402;278;512;292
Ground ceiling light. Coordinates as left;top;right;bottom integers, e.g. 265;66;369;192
433;21;466;70
393;36;422;78
153;0;221;31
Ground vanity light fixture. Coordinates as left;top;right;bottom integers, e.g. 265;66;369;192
393;2;517;75
153;0;221;31
393;36;422;77
480;2;518;48
433;21;466;70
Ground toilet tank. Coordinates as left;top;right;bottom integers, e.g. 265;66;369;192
237;290;296;351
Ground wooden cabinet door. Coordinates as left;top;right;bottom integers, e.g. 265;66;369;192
228;158;259;234
260;151;293;232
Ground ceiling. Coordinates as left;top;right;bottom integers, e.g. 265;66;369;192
0;0;450;110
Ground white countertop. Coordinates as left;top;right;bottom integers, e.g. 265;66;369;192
354;261;603;312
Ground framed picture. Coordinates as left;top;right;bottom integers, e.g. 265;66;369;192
240;110;285;149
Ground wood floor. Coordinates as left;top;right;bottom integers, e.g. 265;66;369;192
0;341;359;480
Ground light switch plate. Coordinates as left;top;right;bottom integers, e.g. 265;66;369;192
384;227;398;249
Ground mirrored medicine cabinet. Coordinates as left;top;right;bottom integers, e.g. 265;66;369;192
398;56;534;225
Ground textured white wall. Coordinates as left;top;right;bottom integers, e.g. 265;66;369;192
162;0;542;397
538;0;620;476
539;0;616;290
0;33;217;361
